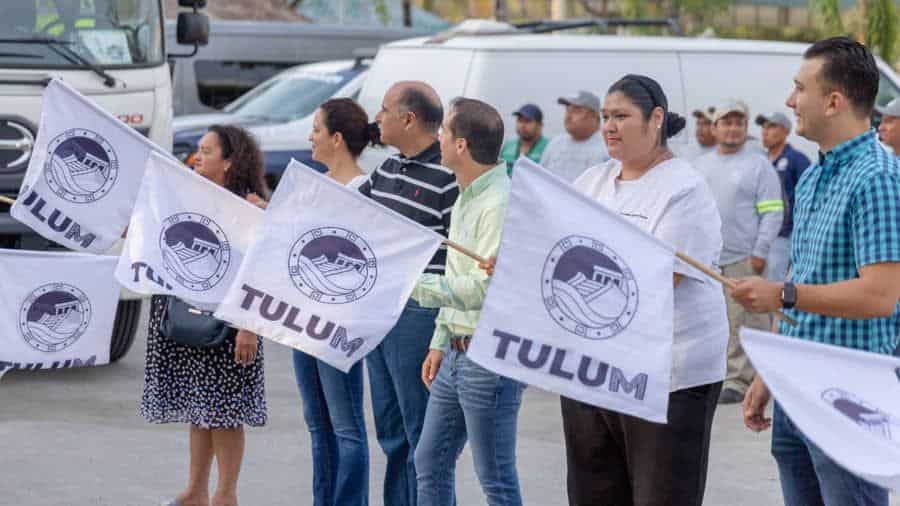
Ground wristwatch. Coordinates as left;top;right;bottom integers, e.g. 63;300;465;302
781;281;797;310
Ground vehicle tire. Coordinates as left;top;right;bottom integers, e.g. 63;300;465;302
109;299;142;363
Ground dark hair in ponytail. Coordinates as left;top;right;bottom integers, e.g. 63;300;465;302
319;98;381;158
607;74;686;147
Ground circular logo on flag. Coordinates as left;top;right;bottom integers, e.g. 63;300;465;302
822;388;895;440
159;212;231;291
288;227;377;304
44;129;119;203
19;283;91;352
541;235;638;340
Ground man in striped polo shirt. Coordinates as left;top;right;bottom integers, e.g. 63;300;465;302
734;37;900;506
367;80;459;506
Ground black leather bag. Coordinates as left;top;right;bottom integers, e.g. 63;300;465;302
159;296;235;348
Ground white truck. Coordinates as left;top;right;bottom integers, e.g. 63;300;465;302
0;0;208;362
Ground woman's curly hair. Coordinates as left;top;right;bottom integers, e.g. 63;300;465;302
207;124;270;199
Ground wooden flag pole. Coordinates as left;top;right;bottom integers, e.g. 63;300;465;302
442;241;797;326
0;195;15;206
443;240;489;265
675;251;798;326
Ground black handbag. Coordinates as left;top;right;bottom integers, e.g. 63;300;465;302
159;296;236;348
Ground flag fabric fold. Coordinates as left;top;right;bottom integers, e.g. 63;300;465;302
215;160;443;372
11;79;174;253
741;327;900;491
467;158;676;423
115;152;263;308
0;250;119;378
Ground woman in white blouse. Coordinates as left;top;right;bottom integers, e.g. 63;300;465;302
562;74;729;506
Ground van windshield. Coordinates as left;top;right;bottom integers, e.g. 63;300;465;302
225;66;364;122
0;0;164;67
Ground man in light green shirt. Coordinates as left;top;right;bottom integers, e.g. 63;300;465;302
410;97;526;506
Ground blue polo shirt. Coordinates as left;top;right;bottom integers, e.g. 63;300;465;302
780;130;900;354
771;143;811;237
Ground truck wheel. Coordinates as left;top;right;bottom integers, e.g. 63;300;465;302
109;299;142;363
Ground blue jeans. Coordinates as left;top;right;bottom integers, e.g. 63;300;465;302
772;402;888;506
414;349;525;506
366;299;436;506
766;235;792;282
293;350;369;506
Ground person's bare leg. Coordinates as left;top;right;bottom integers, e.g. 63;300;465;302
210;427;244;506
177;425;213;506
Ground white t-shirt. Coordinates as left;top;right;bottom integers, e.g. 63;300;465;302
574;157;729;391
539;130;609;183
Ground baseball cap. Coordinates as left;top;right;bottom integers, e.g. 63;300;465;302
558;91;601;114
712;99;749;123
755;111;792;131
875;97;900;117
692;106;716;121
513;103;543;122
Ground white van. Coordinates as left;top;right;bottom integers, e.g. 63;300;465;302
358;33;900;163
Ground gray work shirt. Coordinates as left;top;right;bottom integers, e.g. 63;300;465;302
693;146;784;265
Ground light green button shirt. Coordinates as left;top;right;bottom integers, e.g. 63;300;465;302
410;164;510;351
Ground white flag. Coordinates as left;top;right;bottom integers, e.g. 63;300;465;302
741;328;900;490
467;160;675;423
215;160;443;372
11;79;174;253
0;250;120;378
115;152;264;308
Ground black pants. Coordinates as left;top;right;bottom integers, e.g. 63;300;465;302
561;381;723;506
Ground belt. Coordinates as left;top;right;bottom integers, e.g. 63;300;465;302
450;335;471;353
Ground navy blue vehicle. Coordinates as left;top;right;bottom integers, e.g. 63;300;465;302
172;59;369;187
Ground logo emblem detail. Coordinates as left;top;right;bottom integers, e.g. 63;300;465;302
542;235;638;339
288;227;377;304
19;283;91;352
822;388;897;441
160;213;231;291
44;129;118;203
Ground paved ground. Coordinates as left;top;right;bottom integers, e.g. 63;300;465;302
1;306;895;505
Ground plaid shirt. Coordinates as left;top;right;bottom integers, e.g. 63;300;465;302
779;130;900;354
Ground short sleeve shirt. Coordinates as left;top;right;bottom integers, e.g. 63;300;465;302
780;130;900;354
540;131;609;183
575;157;729;390
500;136;549;175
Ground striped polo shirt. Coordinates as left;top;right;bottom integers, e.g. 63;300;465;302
780;130;900;354
367;141;458;274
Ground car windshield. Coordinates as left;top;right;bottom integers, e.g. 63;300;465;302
0;0;164;67
224;66;364;122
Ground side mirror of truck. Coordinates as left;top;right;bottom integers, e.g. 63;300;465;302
176;12;209;46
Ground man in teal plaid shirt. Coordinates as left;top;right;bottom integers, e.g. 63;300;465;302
731;37;900;506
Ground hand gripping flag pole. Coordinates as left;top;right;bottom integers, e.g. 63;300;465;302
673;251;798;326
446;236;798;327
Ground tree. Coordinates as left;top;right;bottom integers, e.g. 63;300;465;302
611;0;730;32
495;0;509;21
812;0;897;63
